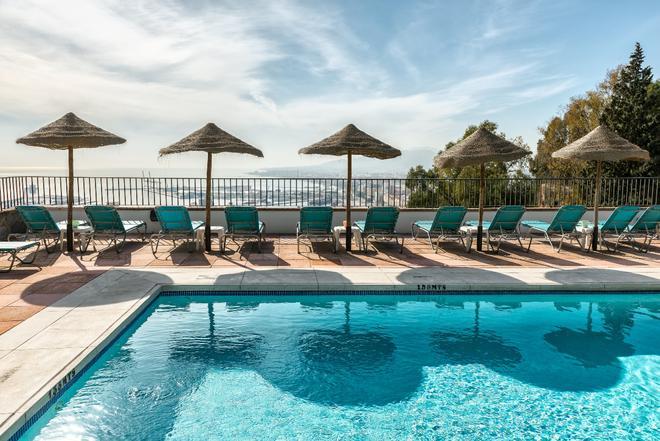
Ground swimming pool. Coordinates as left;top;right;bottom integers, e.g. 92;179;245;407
19;293;660;440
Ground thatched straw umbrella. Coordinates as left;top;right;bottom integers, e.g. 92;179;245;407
552;125;649;251
16;112;126;252
434;128;530;251
159;123;263;252
298;124;401;251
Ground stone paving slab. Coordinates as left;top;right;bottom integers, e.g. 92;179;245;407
1;265;660;440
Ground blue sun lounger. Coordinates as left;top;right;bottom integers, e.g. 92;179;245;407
596;205;641;252
521;205;587;252
411;206;469;252
354;206;403;253
151;206;204;255
83;205;147;253
465;205;526;253
296;206;335;253
621;205;659;253
13;206;62;253
0;241;40;272
224;206;266;253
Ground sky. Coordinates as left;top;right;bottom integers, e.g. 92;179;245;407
1;0;659;175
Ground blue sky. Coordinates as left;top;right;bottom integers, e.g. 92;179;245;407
1;0;659;174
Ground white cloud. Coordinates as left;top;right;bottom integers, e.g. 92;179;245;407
0;0;576;171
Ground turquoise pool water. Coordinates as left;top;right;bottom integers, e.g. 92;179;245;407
20;293;660;440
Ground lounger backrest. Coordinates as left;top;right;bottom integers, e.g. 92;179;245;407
299;206;333;234
16;205;59;233
601;205;640;233
628;205;660;233
85;205;125;233
430;206;467;233
488;205;525;233
225;206;260;233
363;207;399;234
547;205;587;233
155;206;194;233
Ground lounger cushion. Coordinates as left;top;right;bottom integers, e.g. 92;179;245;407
0;241;40;252
413;221;434;231
354;221;366;232
465;220;491;228
120;220;146;233
521;221;552;232
56;220;89;230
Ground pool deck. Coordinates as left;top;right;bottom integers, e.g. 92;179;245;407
1;236;659;439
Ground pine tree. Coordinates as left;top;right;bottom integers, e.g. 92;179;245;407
600;42;657;177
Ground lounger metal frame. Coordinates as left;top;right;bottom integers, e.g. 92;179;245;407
223;207;266;253
411;207;469;253
622;226;659;253
0;241;41;273
485;227;525;253
526;226;587;252
82;221;147;254
223;227;266;253
618;206;659;253
412;224;470;252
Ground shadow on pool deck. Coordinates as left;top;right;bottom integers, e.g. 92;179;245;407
544;267;659;286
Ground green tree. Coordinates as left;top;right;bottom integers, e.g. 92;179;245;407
532;70;617;177
600;42;658;177
405;121;531;208
405;165;445;207
647;80;660;174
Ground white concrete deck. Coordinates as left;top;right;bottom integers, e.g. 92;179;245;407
1;266;660;440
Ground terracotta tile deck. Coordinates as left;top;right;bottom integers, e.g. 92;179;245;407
0;235;658;335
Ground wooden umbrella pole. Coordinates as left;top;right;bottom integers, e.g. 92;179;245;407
66;145;74;253
477;163;485;251
592;161;601;251
205;152;212;252
346;151;352;252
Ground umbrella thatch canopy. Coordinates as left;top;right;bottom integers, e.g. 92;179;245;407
298;124;401;251
159;123;263;252
16;112;126;252
298;123;402;159
435;128;530;251
552;125;649;250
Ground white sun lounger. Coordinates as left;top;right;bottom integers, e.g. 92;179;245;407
0;241;41;272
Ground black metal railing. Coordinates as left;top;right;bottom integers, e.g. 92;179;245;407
1;176;658;210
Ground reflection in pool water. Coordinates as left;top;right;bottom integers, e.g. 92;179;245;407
22;294;660;440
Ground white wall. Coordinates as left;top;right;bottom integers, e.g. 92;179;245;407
39;206;614;235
